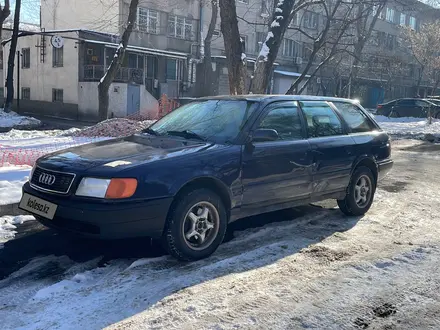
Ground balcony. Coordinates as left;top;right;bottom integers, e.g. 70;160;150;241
82;65;144;84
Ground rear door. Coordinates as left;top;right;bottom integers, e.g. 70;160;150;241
298;101;356;199
393;99;421;117
241;101;313;210
331;101;391;162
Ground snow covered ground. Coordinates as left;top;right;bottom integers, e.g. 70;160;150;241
0;110;41;129
0;140;439;329
374;115;440;139
0;166;31;205
0;215;35;249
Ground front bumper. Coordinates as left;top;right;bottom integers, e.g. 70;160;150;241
377;158;394;181
21;182;173;239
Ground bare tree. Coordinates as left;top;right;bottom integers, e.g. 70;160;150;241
98;0;139;121
196;0;218;97
402;20;440;94
0;0;10;39
219;0;247;94
4;0;20;113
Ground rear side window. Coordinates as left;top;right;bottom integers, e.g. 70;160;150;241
332;102;376;133
299;101;343;138
258;103;303;140
398;99;415;106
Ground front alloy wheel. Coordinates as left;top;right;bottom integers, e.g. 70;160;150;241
182;201;220;251
163;188;227;261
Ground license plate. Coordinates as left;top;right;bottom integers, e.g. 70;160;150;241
19;193;58;220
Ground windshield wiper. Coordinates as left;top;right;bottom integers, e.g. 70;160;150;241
143;128;160;136
166;130;207;141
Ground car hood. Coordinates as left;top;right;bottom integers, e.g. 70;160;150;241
37;134;214;172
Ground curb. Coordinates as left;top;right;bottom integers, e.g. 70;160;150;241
0;203;27;217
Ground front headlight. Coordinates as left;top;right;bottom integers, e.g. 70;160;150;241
76;178;111;198
76;177;138;199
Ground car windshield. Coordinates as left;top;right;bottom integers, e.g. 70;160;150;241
146;100;258;143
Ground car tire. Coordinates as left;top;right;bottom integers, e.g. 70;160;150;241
163;188;227;261
337;166;376;217
389;110;400;118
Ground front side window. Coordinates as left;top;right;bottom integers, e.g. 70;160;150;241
168;15;193;40
332;102;376;133
300;101;343;138
258;104;303;141
148;100;258;144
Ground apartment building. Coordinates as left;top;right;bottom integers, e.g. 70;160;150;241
2;0;440;119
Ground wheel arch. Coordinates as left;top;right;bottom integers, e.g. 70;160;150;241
169;176;232;219
352;156;378;183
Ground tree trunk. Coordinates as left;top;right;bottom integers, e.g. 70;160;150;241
219;0;246;94
0;1;10;40
416;65;425;94
4;0;20;113
98;0;139;121
250;0;295;94
286;45;320;95
196;0;218;97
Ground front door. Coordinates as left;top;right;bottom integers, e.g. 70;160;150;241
127;84;140;115
241;101;313;211
298;100;356;198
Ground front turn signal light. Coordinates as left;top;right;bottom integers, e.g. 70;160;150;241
105;178;138;199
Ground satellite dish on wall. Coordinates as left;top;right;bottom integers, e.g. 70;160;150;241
51;35;64;49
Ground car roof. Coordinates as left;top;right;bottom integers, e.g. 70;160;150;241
195;94;358;104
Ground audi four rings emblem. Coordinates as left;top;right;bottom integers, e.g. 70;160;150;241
39;173;56;185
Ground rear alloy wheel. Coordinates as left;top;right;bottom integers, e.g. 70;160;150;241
389;110;400;118
163;189;227;261
337;166;376;216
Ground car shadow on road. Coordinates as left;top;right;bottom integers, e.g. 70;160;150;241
0;200;355;281
0;202;364;328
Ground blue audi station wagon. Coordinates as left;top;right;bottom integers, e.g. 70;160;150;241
20;95;393;261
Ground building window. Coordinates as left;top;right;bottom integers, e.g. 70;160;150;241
240;35;247;53
52;89;64;102
409;16;417;30
289;12;299;27
212;30;221;37
386;8;395;23
385;34;396;50
21;87;30;100
281;39;297;57
53;47;63;67
137;8;158;33
168;15;193;40
400;13;406;26
303;11;318;29
0;87;4;99
22;48;30;68
166;59;177;80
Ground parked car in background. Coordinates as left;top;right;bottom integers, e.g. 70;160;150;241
376;98;440;118
20;95;393;261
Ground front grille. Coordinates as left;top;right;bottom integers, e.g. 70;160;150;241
30;166;76;194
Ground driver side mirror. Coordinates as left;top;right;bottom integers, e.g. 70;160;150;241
251;128;279;142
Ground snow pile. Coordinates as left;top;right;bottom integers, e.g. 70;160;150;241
71;118;156;138
374;115;440;139
0;166;31;205
0;110;41;129
0;215;35;248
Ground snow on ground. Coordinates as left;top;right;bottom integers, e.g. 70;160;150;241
0;215;35;249
374;115;440;139
0;166;31;205
0;110;41;129
0;142;440;329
